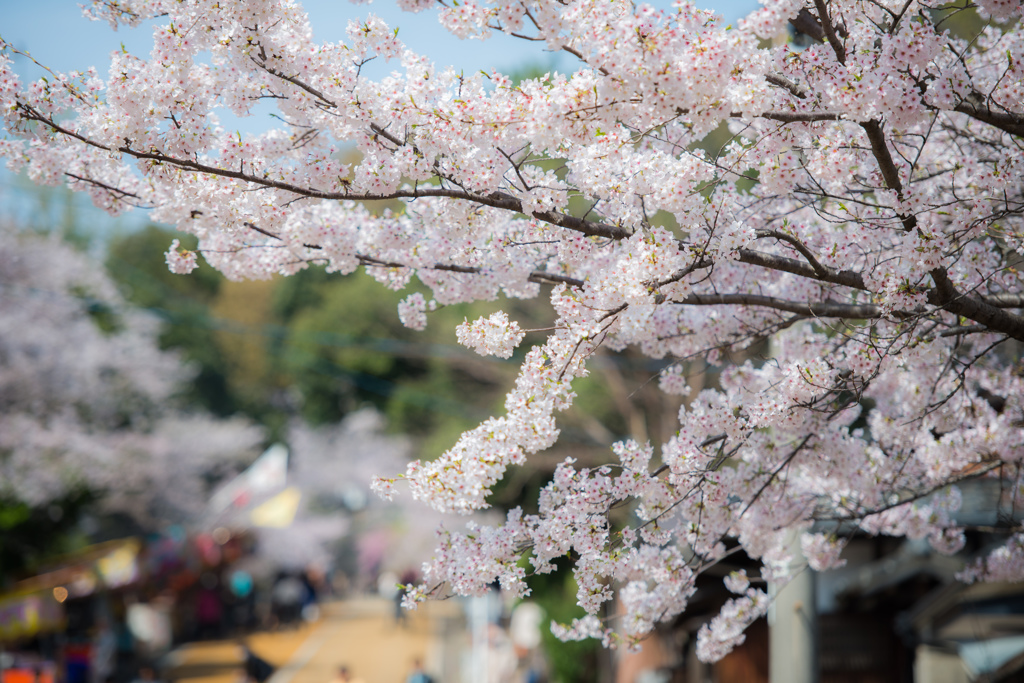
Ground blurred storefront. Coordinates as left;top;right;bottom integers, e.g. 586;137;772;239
0;539;141;683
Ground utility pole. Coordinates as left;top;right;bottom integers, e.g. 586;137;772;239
769;534;817;683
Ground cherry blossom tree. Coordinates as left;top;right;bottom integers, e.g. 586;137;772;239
0;224;263;524
2;0;1024;659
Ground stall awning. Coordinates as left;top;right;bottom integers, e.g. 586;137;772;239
0;538;141;641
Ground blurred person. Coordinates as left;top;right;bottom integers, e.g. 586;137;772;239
196;573;224;640
126;595;173;660
130;665;162;683
90;619;117;683
305;564;329;598
270;572;305;629
114;606;137;682
239;642;274;683
299;569;319;624
64;636;92;683
228;570;255;631
404;658;434;683
333;666;364;683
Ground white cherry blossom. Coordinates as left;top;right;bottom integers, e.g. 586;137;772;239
3;0;1024;661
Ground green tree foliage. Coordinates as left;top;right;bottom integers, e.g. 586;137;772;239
0;491;94;581
105;225;517;449
106;226;237;415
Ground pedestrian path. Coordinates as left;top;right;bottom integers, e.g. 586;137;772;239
167;598;464;683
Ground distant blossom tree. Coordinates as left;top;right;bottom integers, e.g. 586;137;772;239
0;225;262;523
2;0;1024;659
277;410;463;575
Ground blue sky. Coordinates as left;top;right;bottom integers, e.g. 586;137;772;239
4;0;762;79
1;0;761;232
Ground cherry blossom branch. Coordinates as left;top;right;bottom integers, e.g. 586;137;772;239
928;267;1024;341
121;144;631;240
812;0;848;64
238;220;588;287
6;0;1024;662
64;172;148;205
822;461;1002;522
16;106;630;241
36;89;1022;337
754;229;828;279
954;97;1024;138
672;293;890;320
736;249;868;291
739;434;816;520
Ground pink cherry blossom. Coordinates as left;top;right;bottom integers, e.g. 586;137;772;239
3;0;1024;661
165;239;199;274
0;223;262;520
456;311;525;358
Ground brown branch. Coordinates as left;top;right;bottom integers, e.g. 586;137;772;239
656;257;714;288
18;105;114;153
739;434;815;519
819;462;1002;522
528;272;586;288
938;324;989;337
813;0;847;64
243;221;283;241
736;249;868;291
734;250;1024;337
981;293;1024;308
120;146;631;240
765;74;809;100
953;97;1024;138
674;292;888;319
64;172;144;201
859;120;904;195
357;254;478;274
790;9;826;42
682;106;840;123
927;268;1024;342
760;110;841;123
859;119;919;234
755;229;828;279
23;100;630;244
251;58;337;109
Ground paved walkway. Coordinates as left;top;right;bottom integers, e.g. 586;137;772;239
167;599;464;683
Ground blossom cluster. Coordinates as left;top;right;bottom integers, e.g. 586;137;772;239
0;224;262;520
455;311;525;358
3;0;1024;661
